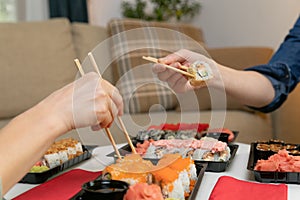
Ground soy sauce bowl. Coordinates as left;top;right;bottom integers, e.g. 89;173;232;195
82;180;129;200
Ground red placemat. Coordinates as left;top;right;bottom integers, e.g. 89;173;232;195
14;169;102;200
209;176;287;200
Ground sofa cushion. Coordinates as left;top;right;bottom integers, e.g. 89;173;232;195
71;22;116;84
107;18;208;113
72;22;107;62
0;18;77;118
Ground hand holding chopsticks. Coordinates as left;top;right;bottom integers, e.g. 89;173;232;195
74;58;122;159
87;52;137;154
74;53;137;158
142;56;194;78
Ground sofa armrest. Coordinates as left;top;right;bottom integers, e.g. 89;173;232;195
206;47;274;70
272;84;300;143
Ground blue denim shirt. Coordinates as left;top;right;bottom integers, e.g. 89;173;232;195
245;15;300;113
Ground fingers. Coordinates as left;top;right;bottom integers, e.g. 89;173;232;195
158;50;186;65
73;72;123;130
158;49;191;64
92;79;123;129
100;80;124;116
167;72;186;88
153;49;193;78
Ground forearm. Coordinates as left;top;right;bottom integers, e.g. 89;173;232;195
0;102;65;194
209;64;275;108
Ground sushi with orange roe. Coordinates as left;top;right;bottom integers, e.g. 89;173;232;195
152;166;185;199
104;153;198;199
104;154;154;185
155;154;197;198
168;157;197;197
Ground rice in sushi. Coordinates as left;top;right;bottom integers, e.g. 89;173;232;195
104;153;198;200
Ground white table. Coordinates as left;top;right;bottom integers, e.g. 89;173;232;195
5;143;300;200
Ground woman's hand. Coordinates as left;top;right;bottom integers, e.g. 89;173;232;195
38;72;123;135
152;49;218;93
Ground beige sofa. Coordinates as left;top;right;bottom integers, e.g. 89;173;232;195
1;18;295;146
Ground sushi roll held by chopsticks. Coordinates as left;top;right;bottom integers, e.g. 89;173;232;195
187;60;213;87
142;56;213;87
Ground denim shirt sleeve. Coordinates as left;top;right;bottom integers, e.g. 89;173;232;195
244;15;300;113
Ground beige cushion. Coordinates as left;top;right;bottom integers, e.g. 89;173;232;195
71;22;116;84
107;18;208;113
273;84;300;143
0;18;77;118
72;22;107;61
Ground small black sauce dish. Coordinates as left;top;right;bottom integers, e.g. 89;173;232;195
81;179;129;200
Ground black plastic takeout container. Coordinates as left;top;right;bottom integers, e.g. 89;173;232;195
106;140;239;172
19;145;92;184
70;162;207;200
247;141;300;184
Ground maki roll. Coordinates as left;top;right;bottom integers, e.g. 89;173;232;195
163;130;177;140
158;154;197;197
136;129;165;141
104;154;198;199
44;151;60;168
35;138;84;169
187;61;213;87
175;130;198;140
104;154;154;185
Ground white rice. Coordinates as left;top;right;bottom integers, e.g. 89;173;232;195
58;151;68;163
44;153;60;168
179;170;191;193
168;178;185;199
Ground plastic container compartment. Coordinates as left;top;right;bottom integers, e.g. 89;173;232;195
70;162;207;200
195;144;239;172
247;142;300;184
19;146;92;184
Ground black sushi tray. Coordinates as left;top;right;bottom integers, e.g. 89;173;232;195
247;141;300;184
19;145;93;184
69;162;207;200
106;142;239;173
247;142;300;184
195;144;239;172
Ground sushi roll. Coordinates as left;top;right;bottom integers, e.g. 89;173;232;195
58;150;68;163
44;151;61;168
187;60;213;87
152;154;197;199
163;130;177;140
175;130;198;140
158;154;197;198
152;165;185;199
104;153;198;199
136;129;165;141
104;154;154;185
56;138;83;158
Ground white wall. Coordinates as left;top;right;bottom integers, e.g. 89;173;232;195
17;0;49;21
88;0;300;51
87;0;122;26
25;0;49;21
194;0;300;50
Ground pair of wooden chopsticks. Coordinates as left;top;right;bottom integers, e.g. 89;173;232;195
74;52;137;160
142;56;194;78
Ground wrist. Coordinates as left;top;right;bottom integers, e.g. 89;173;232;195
31;99;70;138
206;63;230;90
